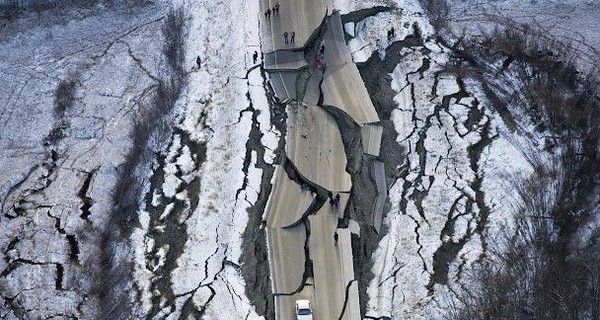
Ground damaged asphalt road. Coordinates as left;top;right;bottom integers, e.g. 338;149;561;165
245;1;401;319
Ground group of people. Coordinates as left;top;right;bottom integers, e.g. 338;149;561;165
283;31;296;44
264;4;298;45
387;27;396;41
264;3;279;18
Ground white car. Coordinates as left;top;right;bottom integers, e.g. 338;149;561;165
295;299;314;320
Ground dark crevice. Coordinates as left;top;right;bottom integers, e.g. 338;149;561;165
241;58;283;320
282;157;329;198
273;219;314;297
407;57;431;80
427;235;469;294
55;264;64;291
4;237;20;254
1;165;39;216
1;259;50;277
178;295;202;320
78;168;98;220
120;40;159;83
66;234;80;262
407;214;428;272
48;210;66;235
321;105;364;175
336;279;358;320
197;285;217;317
378;259;403;287
282;196;326;229
341;6;395;25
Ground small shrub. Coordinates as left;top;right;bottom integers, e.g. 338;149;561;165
419;0;449;31
1;0;19;19
162;7;185;77
45;73;78;145
54;77;77;117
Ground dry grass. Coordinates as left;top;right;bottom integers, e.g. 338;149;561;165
418;0;449;31
46;73;78;144
445;162;600;319
94;7;186;319
437;12;600;320
0;0;148;19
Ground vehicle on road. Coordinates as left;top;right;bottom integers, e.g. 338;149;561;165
295;300;314;320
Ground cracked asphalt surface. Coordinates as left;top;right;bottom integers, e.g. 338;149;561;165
259;1;380;319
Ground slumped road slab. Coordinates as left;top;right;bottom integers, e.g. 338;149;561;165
264;50;308;71
286;103;352;192
263;166;316;320
269;71;299;101
361;124;383;156
372;160;387;233
322;63;379;124
267;225;308;295
303;69;323;106
264;166;316;228
321;12;379;124
309;207;361;320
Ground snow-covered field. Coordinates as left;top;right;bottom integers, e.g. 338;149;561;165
0;3;167;318
0;0;275;318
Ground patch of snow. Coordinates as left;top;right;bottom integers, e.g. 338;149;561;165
347;0;435;62
344;22;355;37
363;1;544;318
130;0;271;318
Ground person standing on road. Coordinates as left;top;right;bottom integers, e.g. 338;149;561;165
265;8;271;18
334;232;339;245
290;31;295;43
284;31;289;44
252;51;258;64
274;3;279;13
332;195;339;208
196;56;201;69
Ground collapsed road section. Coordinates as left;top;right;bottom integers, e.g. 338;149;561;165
257;0;385;319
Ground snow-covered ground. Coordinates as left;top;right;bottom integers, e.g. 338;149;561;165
0;0;275;318
364;45;537;318
125;0;284;317
337;0;570;318
0;3;167;318
128;0;275;318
